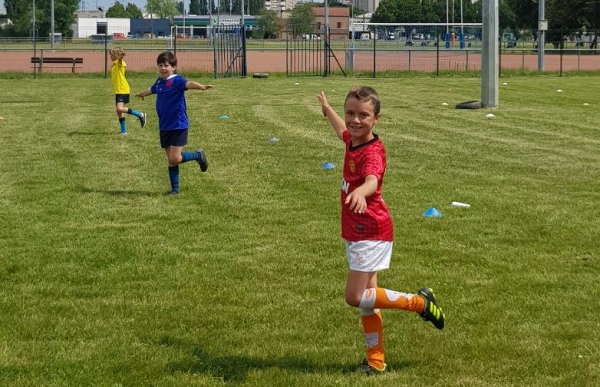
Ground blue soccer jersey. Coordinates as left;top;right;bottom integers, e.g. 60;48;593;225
151;74;189;130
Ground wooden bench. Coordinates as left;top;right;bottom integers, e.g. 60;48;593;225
31;57;84;73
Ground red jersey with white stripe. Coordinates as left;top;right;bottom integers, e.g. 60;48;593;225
341;130;393;241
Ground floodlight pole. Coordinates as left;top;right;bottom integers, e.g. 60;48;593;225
324;0;329;76
538;0;546;71
32;0;36;78
446;0;449;34
481;0;499;108
241;0;245;26
50;0;54;48
460;0;463;34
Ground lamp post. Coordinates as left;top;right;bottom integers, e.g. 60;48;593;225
32;0;36;78
445;0;450;48
50;0;54;48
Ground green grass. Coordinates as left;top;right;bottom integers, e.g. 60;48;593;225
0;75;599;386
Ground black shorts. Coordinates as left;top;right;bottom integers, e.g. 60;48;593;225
160;129;188;148
115;94;130;104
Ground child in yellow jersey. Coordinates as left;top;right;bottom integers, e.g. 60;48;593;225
109;47;147;135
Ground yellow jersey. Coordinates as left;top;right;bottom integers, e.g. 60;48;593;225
111;59;130;94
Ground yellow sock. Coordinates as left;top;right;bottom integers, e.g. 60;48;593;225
360;309;385;370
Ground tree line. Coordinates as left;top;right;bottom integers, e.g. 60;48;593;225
2;0;599;40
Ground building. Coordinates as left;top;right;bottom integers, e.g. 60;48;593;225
171;15;259;38
312;7;350;40
72;17;131;38
354;0;379;14
265;0;300;16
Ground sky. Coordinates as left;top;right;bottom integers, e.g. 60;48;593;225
83;0;149;12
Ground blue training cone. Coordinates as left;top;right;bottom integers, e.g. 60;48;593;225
422;207;443;218
322;162;336;170
220;115;229;119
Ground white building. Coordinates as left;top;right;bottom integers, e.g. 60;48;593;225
354;0;379;14
72;17;131;38
265;0;299;15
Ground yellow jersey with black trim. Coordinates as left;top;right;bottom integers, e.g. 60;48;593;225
111;59;130;94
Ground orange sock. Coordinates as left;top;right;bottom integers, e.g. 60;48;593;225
360;309;385;370
359;288;425;313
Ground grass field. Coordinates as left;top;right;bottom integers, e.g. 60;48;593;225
0;74;599;386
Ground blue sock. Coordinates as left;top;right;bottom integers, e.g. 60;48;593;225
181;151;198;163
168;166;180;193
127;108;142;117
119;117;127;133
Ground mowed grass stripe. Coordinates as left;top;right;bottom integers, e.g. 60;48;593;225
0;76;599;386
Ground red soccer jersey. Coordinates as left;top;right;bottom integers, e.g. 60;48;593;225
340;131;394;241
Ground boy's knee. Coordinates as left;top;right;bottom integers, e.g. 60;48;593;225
345;293;361;307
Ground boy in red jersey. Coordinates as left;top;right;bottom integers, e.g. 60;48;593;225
318;86;445;375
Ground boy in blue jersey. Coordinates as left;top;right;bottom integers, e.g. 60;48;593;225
135;51;213;195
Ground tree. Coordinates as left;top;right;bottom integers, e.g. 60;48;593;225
107;2;143;18
248;0;263;15
189;0;202;15
125;3;143;18
146;0;179;19
257;8;280;38
5;0;78;38
288;2;316;36
506;0;538;30
581;0;600;48
107;2;129;17
499;0;517;30
369;0;398;24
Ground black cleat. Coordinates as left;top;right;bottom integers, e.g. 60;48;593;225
356;359;386;376
196;148;208;172
165;190;179;196
139;112;147;128
418;287;445;330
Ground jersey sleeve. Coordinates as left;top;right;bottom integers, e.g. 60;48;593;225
150;78;160;94
175;75;188;90
342;130;351;143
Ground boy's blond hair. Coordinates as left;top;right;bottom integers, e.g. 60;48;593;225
109;46;126;60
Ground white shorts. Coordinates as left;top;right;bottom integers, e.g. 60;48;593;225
345;240;393;272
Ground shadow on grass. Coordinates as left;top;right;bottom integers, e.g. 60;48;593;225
79;186;158;197
160;335;415;383
68;131;112;136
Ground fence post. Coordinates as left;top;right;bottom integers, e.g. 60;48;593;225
560;28;563;76
241;25;247;77
372;35;376;78
436;35;439;76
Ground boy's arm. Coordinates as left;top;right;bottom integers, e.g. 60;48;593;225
135;88;152;100
186;81;213;91
345;175;378;214
317;91;346;141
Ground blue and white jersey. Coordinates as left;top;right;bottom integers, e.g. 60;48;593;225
151;74;189;130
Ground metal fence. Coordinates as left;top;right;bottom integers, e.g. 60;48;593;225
2;36;600;77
